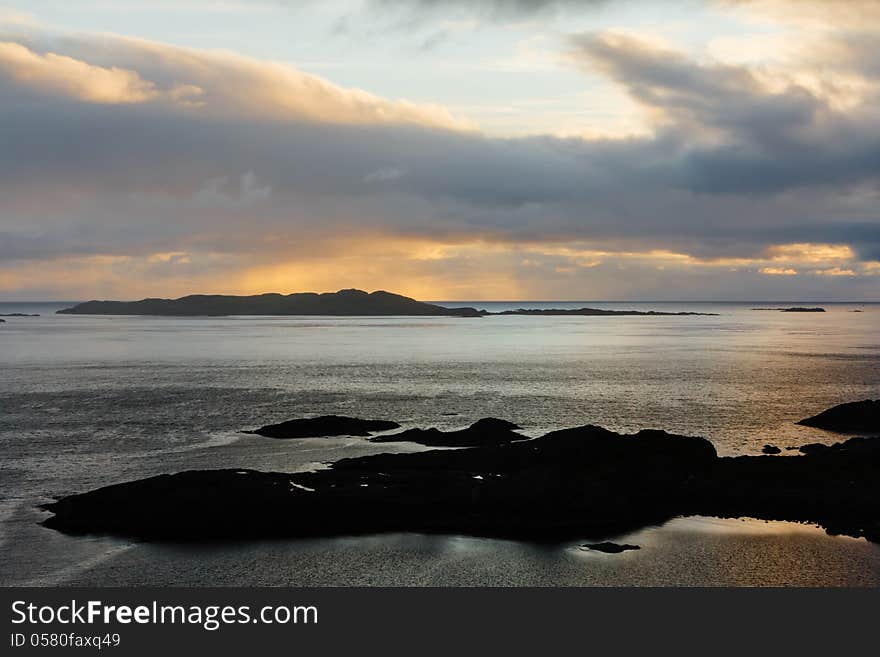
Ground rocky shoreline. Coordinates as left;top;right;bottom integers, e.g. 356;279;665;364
41;404;880;545
244;415;400;439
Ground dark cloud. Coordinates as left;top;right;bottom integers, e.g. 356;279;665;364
570;32;880;195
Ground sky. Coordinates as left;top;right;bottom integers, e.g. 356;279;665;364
1;0;879;301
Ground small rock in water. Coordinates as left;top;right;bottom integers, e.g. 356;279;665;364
799;442;829;455
580;542;641;554
244;415;400;439
796;399;880;433
762;444;782;454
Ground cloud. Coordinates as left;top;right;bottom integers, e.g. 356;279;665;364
811;267;856;277
759;267;797;276
0;32;474;130
569;31;880;194
719;0;880;28
0;19;879;299
369;0;612;19
195;172;272;207
763;243;854;263
0;41;159;104
364;166;407;182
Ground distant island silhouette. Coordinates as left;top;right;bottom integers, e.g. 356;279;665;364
491;307;717;316
56;289;716;317
57;289;481;317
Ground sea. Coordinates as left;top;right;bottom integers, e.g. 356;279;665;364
1;300;879;586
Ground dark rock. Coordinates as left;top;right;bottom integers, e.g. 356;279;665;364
244;415;400;439
41;425;718;541
57;289;481;317
0;313;39;317
796;400;880;433
368;418;525;447
762;444;781;454
40;425;880;545
800;436;879;455
694;435;880;543
580;542;641;553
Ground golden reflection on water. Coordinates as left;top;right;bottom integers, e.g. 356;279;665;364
665;516;860;537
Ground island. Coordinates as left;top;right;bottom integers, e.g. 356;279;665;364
57;289;481;317
0;313;39;317
56;289;719;318
796;400;880;433
42;416;880;544
486;308;717;316
752;307;826;312
244;415;400;439
580;542;641;553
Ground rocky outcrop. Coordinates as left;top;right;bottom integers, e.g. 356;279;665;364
41;425;717;540
41;424;880;544
368;418;525;447
244;415;400;439
762;444;781;454
580;542;640;553
796;400;880;433
694;435;880;542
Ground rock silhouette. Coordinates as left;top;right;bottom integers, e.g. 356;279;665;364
762;444;781;454
244;415;400;439
751;307;826;312
369;418;525;447
580;542;641;553
796;400;880;433
41;422;880;544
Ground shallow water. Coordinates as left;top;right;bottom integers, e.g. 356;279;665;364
1;300;878;586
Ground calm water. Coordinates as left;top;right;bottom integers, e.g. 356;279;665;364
1;300;879;585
